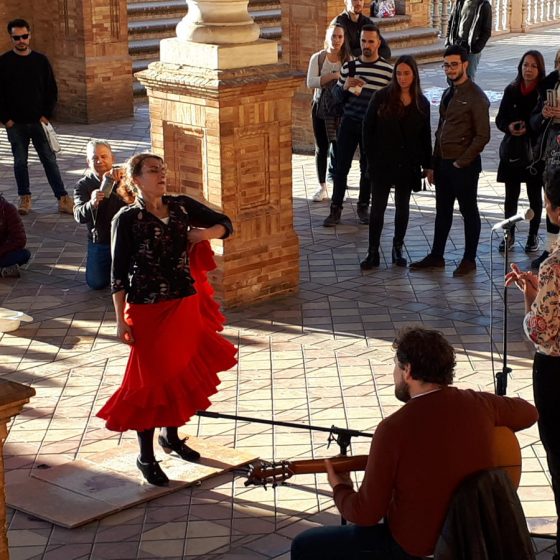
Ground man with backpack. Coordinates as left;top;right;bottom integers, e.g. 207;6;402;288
323;24;392;227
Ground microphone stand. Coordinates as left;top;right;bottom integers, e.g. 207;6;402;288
496;226;513;396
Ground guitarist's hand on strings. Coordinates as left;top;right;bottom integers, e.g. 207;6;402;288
325;459;353;490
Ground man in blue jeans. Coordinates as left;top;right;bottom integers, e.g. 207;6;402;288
0;18;73;216
73;140;130;290
323;25;392;227
410;45;490;277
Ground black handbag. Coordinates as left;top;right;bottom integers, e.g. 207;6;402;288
499;134;533;169
316;82;344;120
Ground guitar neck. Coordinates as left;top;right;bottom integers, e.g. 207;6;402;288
287;455;368;476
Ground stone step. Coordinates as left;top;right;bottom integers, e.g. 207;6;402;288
383;26;440;50
128;0;186;20
128;13;280;40
390;38;446;63
371;14;412;32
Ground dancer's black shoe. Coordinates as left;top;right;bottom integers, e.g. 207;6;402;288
158;435;201;462
136;457;169;486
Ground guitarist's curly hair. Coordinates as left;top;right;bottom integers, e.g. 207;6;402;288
393;327;456;385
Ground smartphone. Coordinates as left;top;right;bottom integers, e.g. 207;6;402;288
547;89;556;106
100;176;114;196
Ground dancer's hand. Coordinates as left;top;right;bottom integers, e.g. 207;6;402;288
116;320;135;345
325;459;353;490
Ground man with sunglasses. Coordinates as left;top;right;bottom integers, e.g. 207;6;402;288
411;45;490;277
0;18;73;216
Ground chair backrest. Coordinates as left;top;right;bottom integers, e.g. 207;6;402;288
433;468;535;560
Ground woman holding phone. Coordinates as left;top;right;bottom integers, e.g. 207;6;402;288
496;50;546;254
306;23;351;202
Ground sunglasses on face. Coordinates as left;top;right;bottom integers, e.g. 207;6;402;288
11;34;30;41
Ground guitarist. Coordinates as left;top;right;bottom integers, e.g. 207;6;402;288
291;327;538;560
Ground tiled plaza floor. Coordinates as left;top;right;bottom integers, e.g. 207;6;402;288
2;26;560;560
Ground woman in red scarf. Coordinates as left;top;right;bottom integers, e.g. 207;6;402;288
496;50;546;253
97;153;237;486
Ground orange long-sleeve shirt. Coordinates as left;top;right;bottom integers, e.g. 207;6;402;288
333;387;538;556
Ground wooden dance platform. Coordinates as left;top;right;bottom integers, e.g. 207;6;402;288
6;436;257;528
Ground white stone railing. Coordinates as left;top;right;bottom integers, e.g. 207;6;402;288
430;0;560;38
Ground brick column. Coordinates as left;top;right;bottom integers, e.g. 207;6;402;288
0;381;35;560
281;0;342;152
29;0;133;123
404;0;431;27
137;61;301;308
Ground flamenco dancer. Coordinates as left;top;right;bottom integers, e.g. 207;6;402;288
97;152;237;486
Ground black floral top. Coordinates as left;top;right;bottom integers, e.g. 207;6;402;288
111;195;232;304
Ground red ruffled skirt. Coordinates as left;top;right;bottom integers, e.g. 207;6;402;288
97;241;237;432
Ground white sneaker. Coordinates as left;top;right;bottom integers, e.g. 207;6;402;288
312;187;328;202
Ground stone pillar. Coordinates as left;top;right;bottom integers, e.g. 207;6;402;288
0;381;35;560
510;0;525;32
137;0;301;308
281;0;342;152
405;0;431;27
29;0;133;123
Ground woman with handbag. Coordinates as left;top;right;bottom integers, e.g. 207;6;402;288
496;50;546;253
360;55;432;269
306;23;351;202
97;152;238;486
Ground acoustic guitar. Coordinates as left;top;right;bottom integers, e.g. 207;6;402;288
245;426;522;489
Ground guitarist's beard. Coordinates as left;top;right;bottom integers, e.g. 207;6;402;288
395;380;411;403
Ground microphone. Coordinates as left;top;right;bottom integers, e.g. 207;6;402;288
492;208;535;231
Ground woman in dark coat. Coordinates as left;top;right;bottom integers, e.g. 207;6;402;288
528;49;560;269
496;50;546;253
360;55;432;269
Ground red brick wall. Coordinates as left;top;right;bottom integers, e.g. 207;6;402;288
3;0;133;123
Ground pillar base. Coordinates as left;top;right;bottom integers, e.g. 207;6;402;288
160;38;278;70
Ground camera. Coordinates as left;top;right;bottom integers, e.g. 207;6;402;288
513;122;523;131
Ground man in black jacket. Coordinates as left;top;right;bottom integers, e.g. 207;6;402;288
332;0;391;60
0;18;73;216
73;140;129;290
446;0;492;80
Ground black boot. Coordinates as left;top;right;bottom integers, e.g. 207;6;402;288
323;204;342;227
158;435;201;462
136;457;169;486
360;250;380;270
392;242;407;267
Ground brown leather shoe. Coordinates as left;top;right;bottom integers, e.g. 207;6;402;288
17;195;32;216
410;254;445;269
453;259;476;277
58;194;74;214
